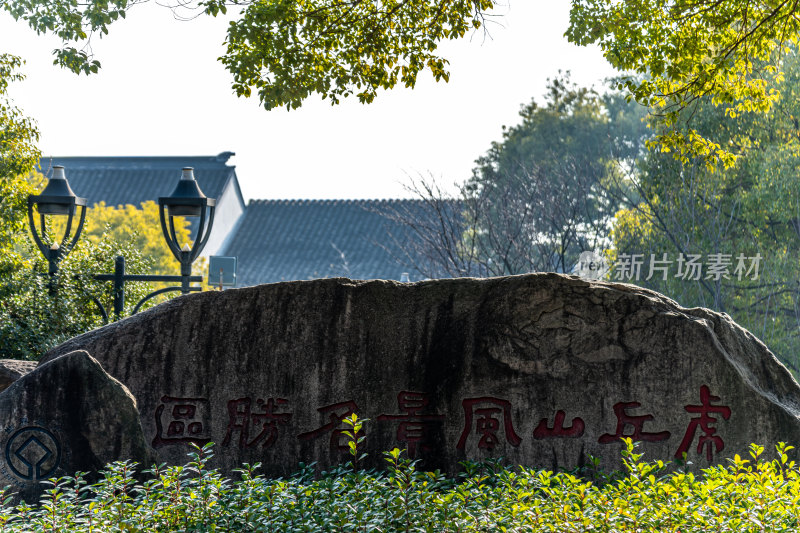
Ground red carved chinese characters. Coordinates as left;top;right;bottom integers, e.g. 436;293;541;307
598;402;671;444
457;397;522;450
153;396;211;448
533;410;585;439
675;385;731;461
298;401;360;452
222;397;292;449
377;391;445;456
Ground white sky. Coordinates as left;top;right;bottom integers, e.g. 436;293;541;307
0;1;617;202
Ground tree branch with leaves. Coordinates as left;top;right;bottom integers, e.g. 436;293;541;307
2;0;497;109
567;0;799;167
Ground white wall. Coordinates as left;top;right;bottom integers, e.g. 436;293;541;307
203;177;244;257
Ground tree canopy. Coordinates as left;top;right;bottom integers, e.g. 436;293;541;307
464;74;646;275
390;75;647;279
2;0;496;110
611;47;800;372
567;0;798;166
9;0;797;153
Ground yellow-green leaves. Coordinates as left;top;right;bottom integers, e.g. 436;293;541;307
82;201;191;277
0;54;40;273
568;0;798;168
610;48;800;373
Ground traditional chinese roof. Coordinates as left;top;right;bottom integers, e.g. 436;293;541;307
220;199;448;286
35;153;457;285
37;152;242;209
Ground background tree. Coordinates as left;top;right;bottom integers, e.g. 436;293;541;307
0;54;40;276
466;75;645;274
0;193;196;360
611;49;800;373
86;200;195;277
386;75;647;278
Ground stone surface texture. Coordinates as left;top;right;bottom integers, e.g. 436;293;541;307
42;274;800;477
0;360;37;392
0;350;153;501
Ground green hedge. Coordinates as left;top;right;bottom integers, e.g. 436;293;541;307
3;438;800;532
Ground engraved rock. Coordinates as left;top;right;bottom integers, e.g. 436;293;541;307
42;274;800;477
0;350;153;502
0;360;37;392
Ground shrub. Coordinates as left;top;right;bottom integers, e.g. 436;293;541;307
1;439;800;532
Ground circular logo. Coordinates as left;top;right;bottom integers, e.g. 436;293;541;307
5;427;62;481
574;251;609;280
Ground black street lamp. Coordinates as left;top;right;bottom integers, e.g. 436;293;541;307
27;166;88;284
159;167;216;294
27;166;215;321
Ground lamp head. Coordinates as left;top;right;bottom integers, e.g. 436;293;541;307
157;167;216;262
160;167;208;217
33;166;87;215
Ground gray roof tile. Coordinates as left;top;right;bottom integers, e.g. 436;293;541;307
223;199;439;286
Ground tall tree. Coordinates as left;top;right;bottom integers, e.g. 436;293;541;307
386;75;647;278
611;49;800;372
465;75;646;275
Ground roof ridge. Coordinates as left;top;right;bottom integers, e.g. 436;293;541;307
246;198;433;204
40;154;232;160
38;155;237;169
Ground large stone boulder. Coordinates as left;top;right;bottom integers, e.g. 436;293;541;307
0;360;37;392
0;350;153;502
43;274;800;476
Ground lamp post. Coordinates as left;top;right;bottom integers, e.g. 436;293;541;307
27;166;87;288
27;166;215;321
159;167;216;294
